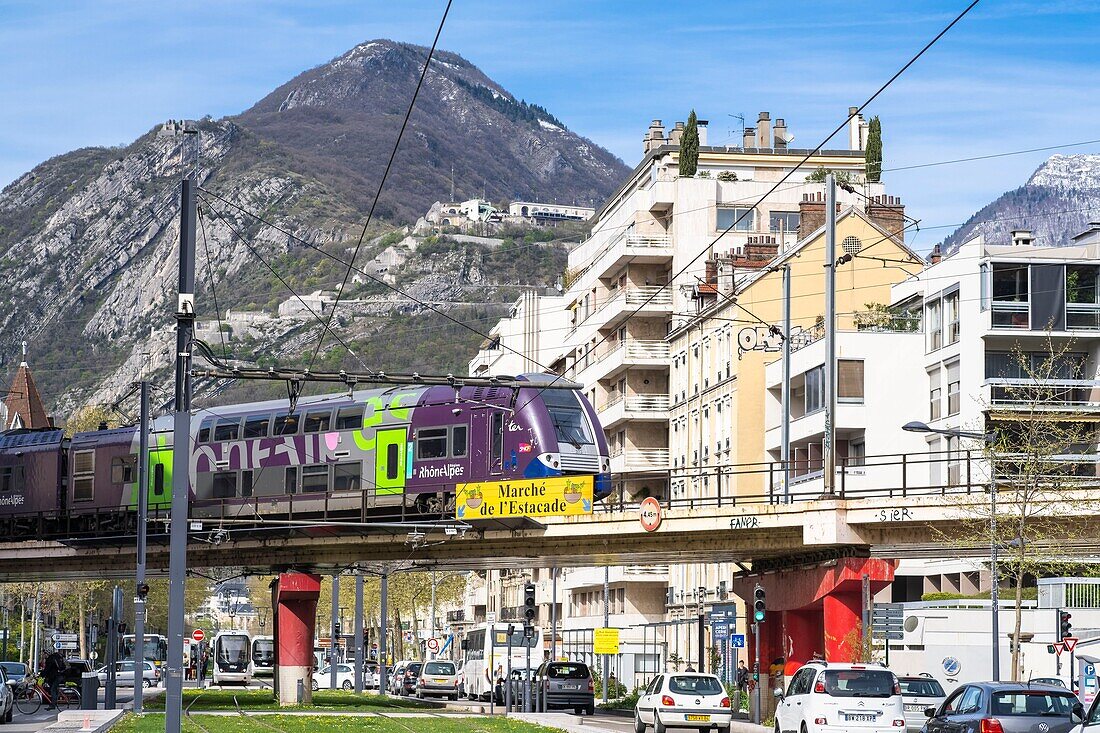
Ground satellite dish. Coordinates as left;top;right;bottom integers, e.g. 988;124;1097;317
903;616;920;633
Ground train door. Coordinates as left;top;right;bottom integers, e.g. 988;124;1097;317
375;427;407;500
470;410;505;476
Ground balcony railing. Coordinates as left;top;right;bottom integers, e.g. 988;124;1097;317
991;300;1029;329
446;610;466;623
609;448;671;471
600;394;671;413
985;379;1100;410
604;339;669;361
1067;302;1100;330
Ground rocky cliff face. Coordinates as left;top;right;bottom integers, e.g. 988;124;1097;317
0;38;604;417
942;154;1100;252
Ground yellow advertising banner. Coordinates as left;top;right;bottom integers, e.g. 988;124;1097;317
456;475;594;520
593;627;620;655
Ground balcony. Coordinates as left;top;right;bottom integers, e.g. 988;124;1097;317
983;379;1100;414
576;338;670;383
596;286;674;330
610;448;670;474
446;610;466;623
599;393;671;429
585;231;673;282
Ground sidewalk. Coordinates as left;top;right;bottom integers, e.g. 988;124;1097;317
512;712;770;733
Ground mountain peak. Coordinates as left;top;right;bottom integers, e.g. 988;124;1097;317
1027;153;1100;191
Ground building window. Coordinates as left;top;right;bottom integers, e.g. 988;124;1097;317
805;366;825;414
716;207;755;232
945;291;960;344
946;435;961;486
991;263;1029;328
847;442;866;467
926;299;942;351
1066;264;1100;329
838;360;864;402
930;387;942;420
769;211;800;234
946;361;961;416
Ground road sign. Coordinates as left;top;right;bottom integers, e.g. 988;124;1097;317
1064;637;1080;652
594;627;620;655
52;633;79;643
713;623;729;639
89;652;98;661
639;497;662;532
54;641;63;650
730;634;747;649
426;638;440;653
192;628;206;643
1054;642;1066;656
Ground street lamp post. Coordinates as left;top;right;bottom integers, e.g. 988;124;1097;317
902;421;999;681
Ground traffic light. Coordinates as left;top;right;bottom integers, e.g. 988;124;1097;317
136;583;150;599
334;622;342;637
524;582;537;622
753;584;766;623
1060;611;1073;639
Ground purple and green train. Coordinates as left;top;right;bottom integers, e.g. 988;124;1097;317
0;375;611;537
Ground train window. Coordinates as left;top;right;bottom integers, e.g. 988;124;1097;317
214;418;241;442
333;462;361;491
302;465;329;492
73;450;95;501
212;472;236;499
387;444;399;480
284;467;298;495
336;407;363;430
241;470;254;498
0;466;23;492
243;415;271;439
417;428;448;459
491;413;504;469
452;425;468;458
111;456;136;484
153;464;165;496
274;413;300;436
198;418;214;443
304;411;332;433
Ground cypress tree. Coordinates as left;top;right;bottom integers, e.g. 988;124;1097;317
679;109;699;177
865;116;882;183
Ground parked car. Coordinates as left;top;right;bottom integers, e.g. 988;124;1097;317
636;672;730;732
62;659;93;688
773;661;904;733
313;664;355;691
417;660;460;700
0;666;14;723
389;661;416;695
1073;688;1100;732
0;663;27;686
535;661;595;715
398;663;423;696
95;660;160;688
897;675;946;732
924;681;1082;733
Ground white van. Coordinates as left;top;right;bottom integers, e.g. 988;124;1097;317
774;661;905;733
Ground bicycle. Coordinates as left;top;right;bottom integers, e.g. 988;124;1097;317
13;678;81;716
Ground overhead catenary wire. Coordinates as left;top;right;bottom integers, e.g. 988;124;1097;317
307;0;455;373
513;0;982;412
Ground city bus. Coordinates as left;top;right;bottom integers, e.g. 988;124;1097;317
212;631;252;685
121;634;169;669
460;623;542;701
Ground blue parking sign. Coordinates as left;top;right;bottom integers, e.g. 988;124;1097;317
730;634;746;648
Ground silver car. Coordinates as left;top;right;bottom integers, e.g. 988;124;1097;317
898;675;945;732
96;660;160;688
0;667;13;723
417;660;460;700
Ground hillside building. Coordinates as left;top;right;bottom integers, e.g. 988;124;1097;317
508;201;595;225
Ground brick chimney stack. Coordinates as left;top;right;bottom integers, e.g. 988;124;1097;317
929;244;942;265
797;192;840;240
865;194;906;243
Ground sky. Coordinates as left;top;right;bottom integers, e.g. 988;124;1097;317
2;0;1100;250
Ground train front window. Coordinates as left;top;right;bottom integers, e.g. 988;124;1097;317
542;390;594;446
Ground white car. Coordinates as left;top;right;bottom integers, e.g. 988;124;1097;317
635;672;732;733
773;661;905;733
312;664;378;691
0;667;14;723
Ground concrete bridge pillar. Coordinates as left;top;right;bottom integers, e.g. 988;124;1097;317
822;590;862;662
271;571;322;706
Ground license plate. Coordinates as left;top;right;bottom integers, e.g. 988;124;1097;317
844;714;876;722
905;704;925;711
565;684;580;690
434;679;447;683
686;715;710;722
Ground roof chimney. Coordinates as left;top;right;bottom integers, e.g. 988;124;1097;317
644;119;666;154
697;119;708;146
773;118;789;149
669;121;685;146
743;127;756;150
929;244;942;265
757;112;771;149
1011;229;1034;247
847;106;866;151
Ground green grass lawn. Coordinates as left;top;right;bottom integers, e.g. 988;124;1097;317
113;714;559;733
142;689;435;712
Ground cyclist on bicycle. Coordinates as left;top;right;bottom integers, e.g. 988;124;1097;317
43;651;66;710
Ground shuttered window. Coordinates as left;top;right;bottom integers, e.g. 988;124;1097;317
838;360;865;402
74;450;95;501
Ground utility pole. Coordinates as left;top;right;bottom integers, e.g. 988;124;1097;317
134;381;150;714
354;572;364;693
106;586;121;710
550;567;558;662
378;573;388;694
429;570;437;660
822;172;837;495
781;265;792;503
331;574;340;690
602;566;610;704
752;622;761;725
166;169;197;733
